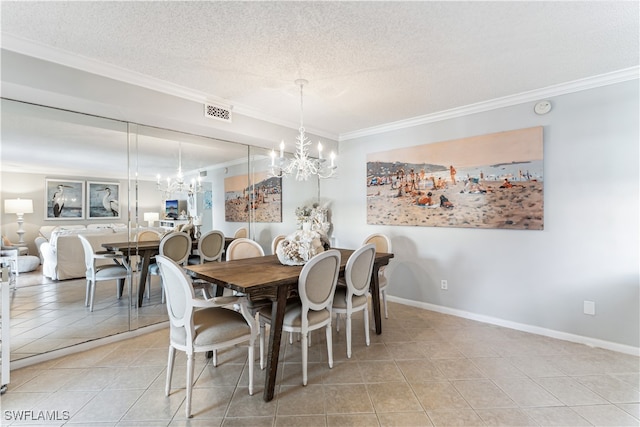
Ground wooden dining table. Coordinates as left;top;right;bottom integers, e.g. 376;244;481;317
184;248;394;402
102;237;235;307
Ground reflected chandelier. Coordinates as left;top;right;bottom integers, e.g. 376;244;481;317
269;79;336;181
156;143;203;195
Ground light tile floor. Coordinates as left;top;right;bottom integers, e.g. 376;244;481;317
5;266;168;362
3;298;639;426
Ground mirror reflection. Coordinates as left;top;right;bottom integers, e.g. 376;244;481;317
1;98;319;363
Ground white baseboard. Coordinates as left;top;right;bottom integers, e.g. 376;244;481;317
11;322;168;370
387;296;640;357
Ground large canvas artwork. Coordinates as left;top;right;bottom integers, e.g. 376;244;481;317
224;172;282;222
367;126;544;230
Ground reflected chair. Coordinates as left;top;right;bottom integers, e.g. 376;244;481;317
78;234;131;312
147;231;192;303
271;234;286;255
363;233;392;319
258;249;341;386
132;229;162;272
233;227;248;238
333;244;376;358
156;255;256;418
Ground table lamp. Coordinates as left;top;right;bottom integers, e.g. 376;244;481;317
4;198;34;244
143;212;159;227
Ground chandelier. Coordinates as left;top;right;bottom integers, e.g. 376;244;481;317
269;79;337;181
156;143;203;195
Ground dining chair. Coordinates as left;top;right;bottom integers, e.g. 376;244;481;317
156;255;257;418
332;243;376;358
363;233;392;318
188;229;225;265
136;229;162;242
271;234;287;255
258;249;341;386
78;234;131;312
188;230;226;299
225;237;264;260
147;231;192;303
233;227;248;239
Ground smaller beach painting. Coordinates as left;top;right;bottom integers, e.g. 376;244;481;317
366;126;544;230
225;172;282;223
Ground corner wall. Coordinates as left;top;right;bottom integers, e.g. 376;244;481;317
323;80;639;351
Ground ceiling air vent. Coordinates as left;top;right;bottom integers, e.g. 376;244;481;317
204;103;232;122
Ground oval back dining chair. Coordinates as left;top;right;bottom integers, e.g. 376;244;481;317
258;249;341;386
332;243;376;358
233;227;248;239
363;233;392;318
188;229;225;265
156;255;256;418
78;234;131;312
225;238;264;260
271;234;287;255
147;231;192;302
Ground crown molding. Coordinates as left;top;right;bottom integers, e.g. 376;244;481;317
339;66;640;141
1;33;336;140
3;34;637;143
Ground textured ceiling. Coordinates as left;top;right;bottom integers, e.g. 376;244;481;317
1;1;638;139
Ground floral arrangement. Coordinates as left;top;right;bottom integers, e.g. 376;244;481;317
277;203;332;265
295;203;331;236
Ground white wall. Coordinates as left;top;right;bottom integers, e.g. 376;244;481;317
323;80;639;352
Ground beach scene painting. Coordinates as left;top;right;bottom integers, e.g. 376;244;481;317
367;126;544;230
224;172;282;222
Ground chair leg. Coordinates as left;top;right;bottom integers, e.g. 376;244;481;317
247;341;254;396
185;353;194;418
346;314;352;358
89;280;96;312
165;346;176;396
326;323;334;369
301;331;308;386
213;350;218;367
259;320;265;370
364;307;370;347
85;279;91;307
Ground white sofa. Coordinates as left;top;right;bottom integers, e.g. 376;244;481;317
39;224;131;280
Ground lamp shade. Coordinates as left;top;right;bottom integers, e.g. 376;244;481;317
4;198;33;215
143;212;159;222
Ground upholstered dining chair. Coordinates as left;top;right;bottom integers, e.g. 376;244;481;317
78;234;131;312
258;249;341;386
363;233;392;318
147;231;192;303
333;243;376;358
188;229;225;265
188;230;226;299
233;227;248;239
156;255;257;418
225;238;264;260
270;234;287;255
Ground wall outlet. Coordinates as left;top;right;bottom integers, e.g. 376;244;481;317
441;279;448;290
584;300;595;316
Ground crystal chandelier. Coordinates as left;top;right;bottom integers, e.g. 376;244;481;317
269;79;337;181
156;143;203;195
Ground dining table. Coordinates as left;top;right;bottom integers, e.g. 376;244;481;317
184;248;394;402
102;237;236;307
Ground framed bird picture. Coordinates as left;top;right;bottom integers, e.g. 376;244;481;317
87;181;121;219
45;179;85;220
